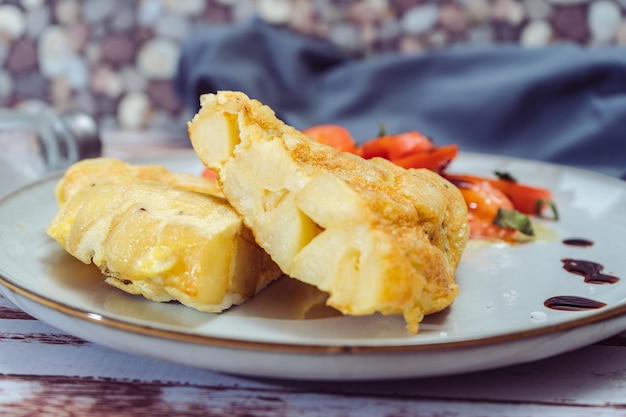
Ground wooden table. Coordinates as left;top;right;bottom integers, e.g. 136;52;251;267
2;133;626;416
2;290;626;416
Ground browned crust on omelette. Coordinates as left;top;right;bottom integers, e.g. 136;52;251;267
188;91;469;332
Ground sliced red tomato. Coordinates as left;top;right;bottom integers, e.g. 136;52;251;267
357;131;434;160
445;173;557;219
302;124;357;153
490;179;557;219
391;144;458;173
201;168;217;180
467;215;521;242
447;175;514;222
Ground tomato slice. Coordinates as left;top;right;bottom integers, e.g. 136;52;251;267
201;168;217;180
490;179;556;219
303;124;357;153
447;174;514;222
391;144;458;173
445;173;557;219
468;216;521;242
358;131;434;160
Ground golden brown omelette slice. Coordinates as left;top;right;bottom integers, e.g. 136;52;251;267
47;157;282;312
188;91;469;332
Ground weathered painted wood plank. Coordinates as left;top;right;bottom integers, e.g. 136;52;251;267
1;375;625;417
2;293;626;411
1;322;626;407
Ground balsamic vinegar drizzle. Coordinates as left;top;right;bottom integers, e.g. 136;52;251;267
544;296;606;311
562;238;594;247
561;259;620;284
542;237;621;312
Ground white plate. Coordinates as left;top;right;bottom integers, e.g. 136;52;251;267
0;150;625;380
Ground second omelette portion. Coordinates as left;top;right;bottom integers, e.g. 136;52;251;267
47;158;282;313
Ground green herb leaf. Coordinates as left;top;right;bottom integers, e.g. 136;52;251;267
378;123;387;138
536;198;559;221
494;171;517;182
493;207;535;236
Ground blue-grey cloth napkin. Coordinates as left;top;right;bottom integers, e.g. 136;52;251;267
175;21;626;178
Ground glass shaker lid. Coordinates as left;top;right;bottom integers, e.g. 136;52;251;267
58;112;102;159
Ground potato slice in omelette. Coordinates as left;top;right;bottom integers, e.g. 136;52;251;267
188;91;470;333
47;158;282;312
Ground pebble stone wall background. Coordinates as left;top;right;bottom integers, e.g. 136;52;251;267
1;0;625;134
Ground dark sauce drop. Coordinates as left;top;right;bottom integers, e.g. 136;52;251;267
544;296;606;311
562;258;620;284
562;238;594;247
548;240;619;313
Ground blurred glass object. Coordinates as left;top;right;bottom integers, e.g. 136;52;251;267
0;107;101;197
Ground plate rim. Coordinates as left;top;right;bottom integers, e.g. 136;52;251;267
3;270;626;355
